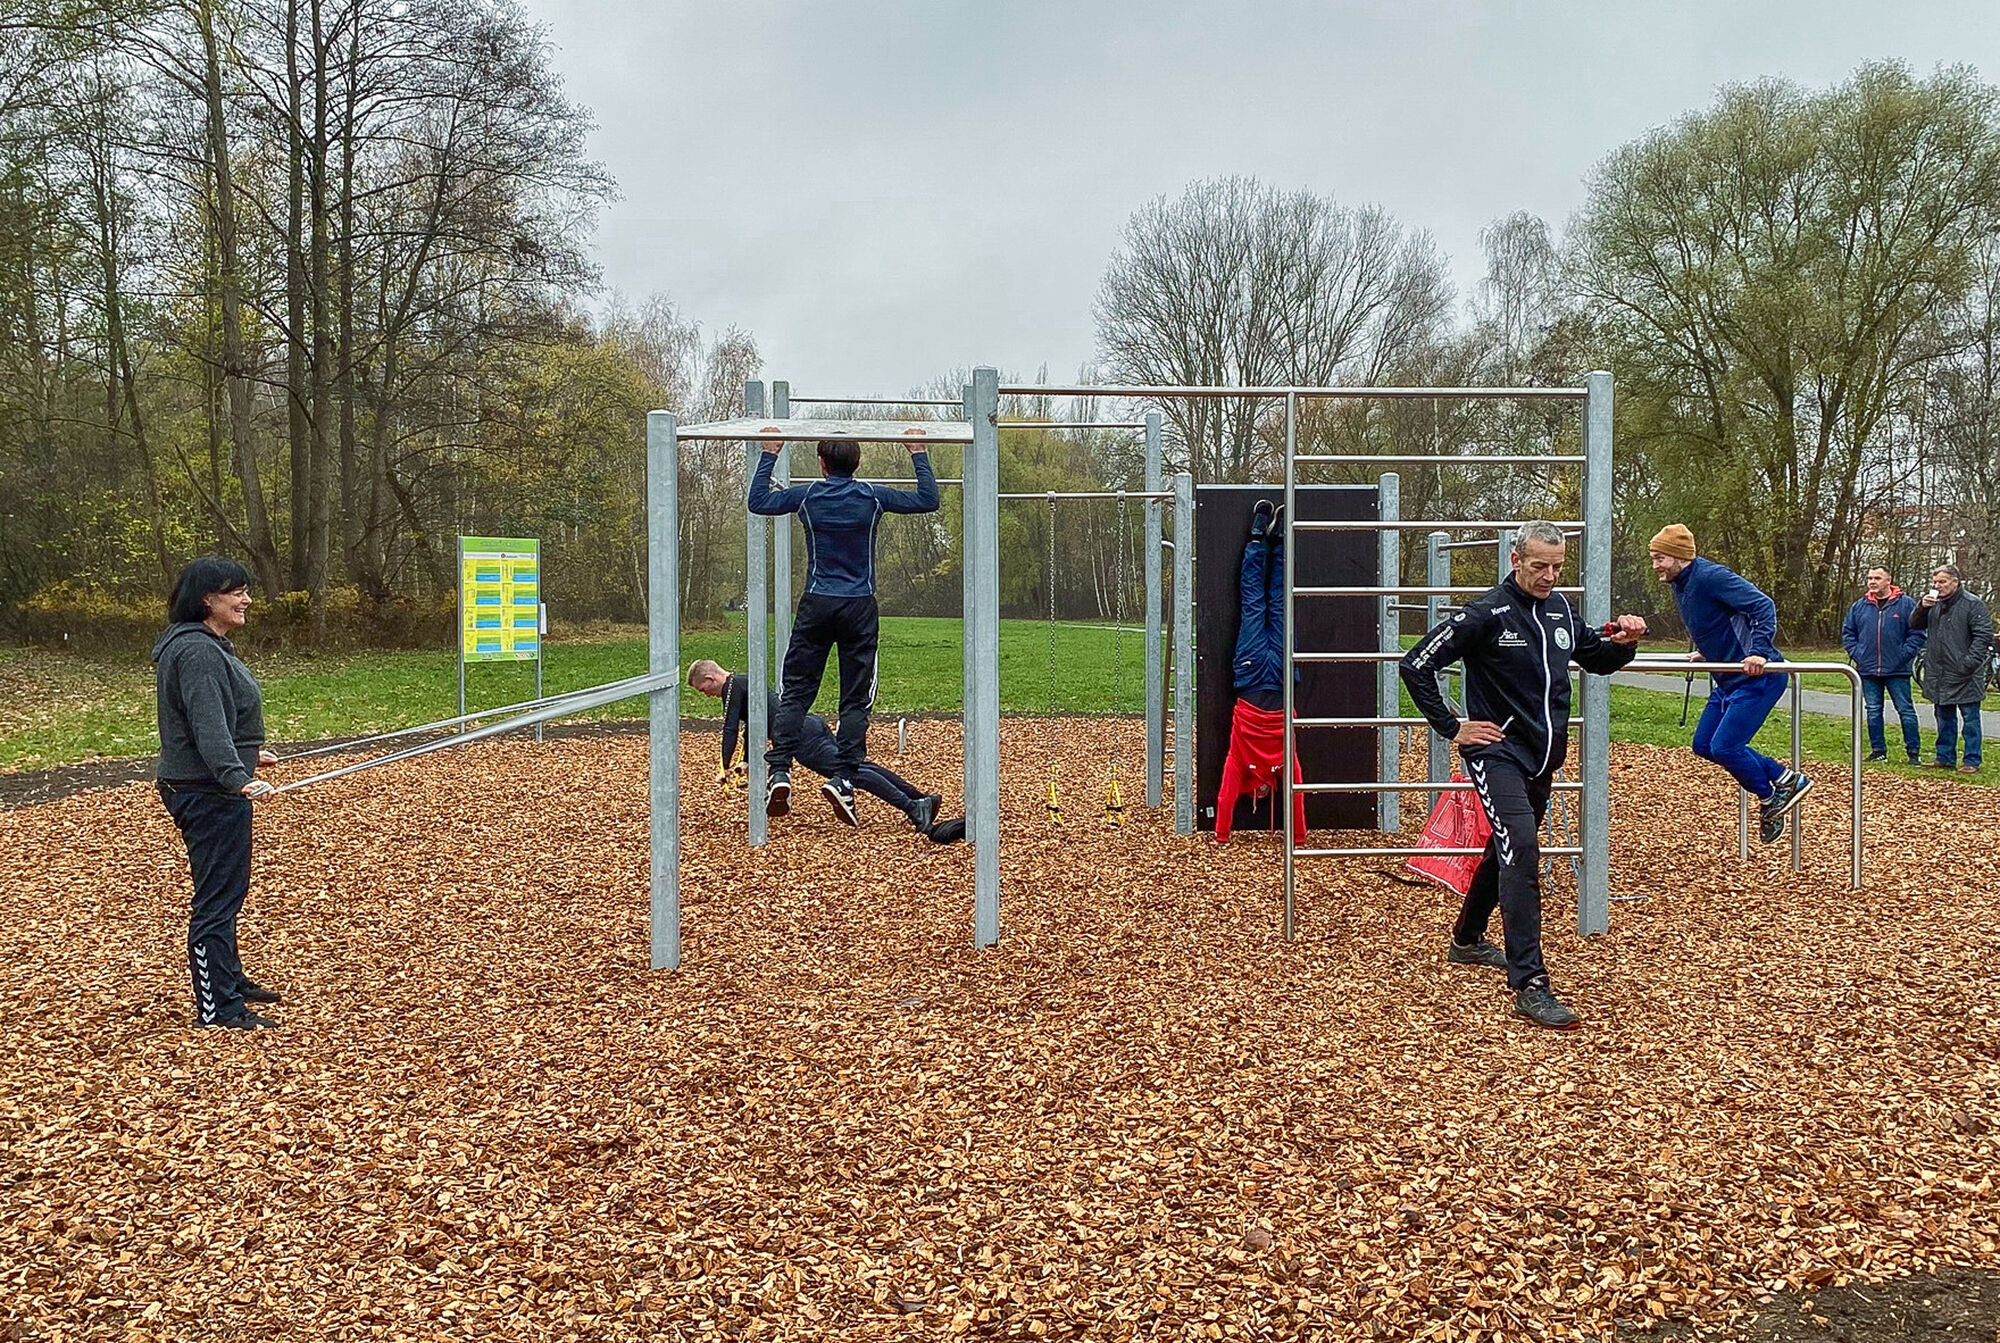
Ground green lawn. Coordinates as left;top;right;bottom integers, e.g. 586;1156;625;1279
1;619;1988;787
0;618;1153;772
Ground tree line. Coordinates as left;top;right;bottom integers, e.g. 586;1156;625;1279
2;25;1995;645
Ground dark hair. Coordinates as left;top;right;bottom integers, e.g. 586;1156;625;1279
169;555;254;624
817;438;860;477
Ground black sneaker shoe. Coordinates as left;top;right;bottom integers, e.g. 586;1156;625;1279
766;769;791;818
198;1009;279;1030
909;793;940;834
1270;503;1286;537
1447;939;1507;970
1249;499;1276;541
1512;982;1579;1030
1758;771;1813;843
1865;751;1889;763
822;778;858;827
240;980;282;1005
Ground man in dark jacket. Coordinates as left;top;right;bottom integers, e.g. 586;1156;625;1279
1912;565;1993;774
1648;524;1810;844
1401;521;1648;1030
1841;566;1925;764
749;437;938;824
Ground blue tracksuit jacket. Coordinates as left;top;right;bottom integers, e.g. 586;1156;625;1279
747;450;939;598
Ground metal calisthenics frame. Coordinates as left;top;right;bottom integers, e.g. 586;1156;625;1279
650;368;1198;967
641;369;1867;967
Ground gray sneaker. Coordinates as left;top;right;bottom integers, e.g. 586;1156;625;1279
1758;771;1813;843
1513;980;1580;1029
1447;939;1507;970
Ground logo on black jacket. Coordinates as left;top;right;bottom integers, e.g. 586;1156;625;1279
1554;627;1572;650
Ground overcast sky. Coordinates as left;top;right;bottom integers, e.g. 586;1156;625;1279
521;0;1999;397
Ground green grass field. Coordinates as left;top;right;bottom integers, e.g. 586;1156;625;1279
1;618;1988;786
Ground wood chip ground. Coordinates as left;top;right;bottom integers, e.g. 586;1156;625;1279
2;720;1995;1341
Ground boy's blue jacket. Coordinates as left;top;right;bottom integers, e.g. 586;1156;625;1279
1669;556;1783;687
1840;589;1924;677
747;450;938;598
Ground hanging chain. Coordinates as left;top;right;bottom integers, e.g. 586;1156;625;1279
1045;491;1062;827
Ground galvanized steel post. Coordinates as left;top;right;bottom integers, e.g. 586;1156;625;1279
743;382;768;848
1144;411;1164;809
1790;675;1804;871
1377;472;1401;832
772;381;793;663
968;367;1002;947
647;410;682;970
1173;470;1195;835
1579;370;1614;935
1283;392;1297;938
960;382;981;847
1425;530;1450;810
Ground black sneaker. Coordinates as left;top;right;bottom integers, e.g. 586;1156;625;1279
1447;939;1507;970
1758;771;1813;843
909;793;940;834
199;1010;279;1030
240;980;282;1005
822;778;858;827
1865;752;1889;763
766;769;791;818
1512;981;1579;1030
1249;499;1276;541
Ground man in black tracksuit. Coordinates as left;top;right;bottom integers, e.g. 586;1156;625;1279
686;659;950;837
1400;521;1647;1029
749;436;939;824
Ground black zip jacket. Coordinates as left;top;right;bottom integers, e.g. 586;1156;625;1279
719;673;828;767
1400;576;1636;777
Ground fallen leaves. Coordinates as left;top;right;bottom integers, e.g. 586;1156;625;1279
0;722;1995;1341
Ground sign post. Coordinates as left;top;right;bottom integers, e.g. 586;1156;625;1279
458;536;543;741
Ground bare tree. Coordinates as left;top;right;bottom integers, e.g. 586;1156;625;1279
1094;176;1452;482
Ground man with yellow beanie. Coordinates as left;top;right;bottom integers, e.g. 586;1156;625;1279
1648;525;1811;842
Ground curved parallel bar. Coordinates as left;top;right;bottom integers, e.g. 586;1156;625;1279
274;670;679;794
1626;659;1863;890
271;672;661;763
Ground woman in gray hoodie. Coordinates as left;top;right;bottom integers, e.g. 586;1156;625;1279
152;556;282;1029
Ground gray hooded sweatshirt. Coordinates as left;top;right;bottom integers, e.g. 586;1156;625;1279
152;622;265;792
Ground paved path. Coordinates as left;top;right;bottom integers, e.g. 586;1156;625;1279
1611;669;1939;731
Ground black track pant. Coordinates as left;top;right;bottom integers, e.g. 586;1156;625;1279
794;727;922;817
1455;754;1553;991
769;593;879;781
160;783;252;1024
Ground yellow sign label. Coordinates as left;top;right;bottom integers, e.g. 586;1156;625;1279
459;537;540;663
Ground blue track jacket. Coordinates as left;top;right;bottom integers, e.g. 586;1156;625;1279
1669;556;1783;687
747;450;939;598
1840;589;1924;678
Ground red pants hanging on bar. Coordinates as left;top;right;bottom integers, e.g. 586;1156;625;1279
1214;698;1306;842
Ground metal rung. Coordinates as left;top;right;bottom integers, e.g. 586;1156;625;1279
1290;520;1584;533
1293;781;1583;793
998;490;1174;501
1294;454;1587;465
1293;845;1585;858
1291;716;1582;732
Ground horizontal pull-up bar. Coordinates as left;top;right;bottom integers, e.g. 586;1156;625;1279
997;384;1591;400
997;490;1174;501
674;417;973;444
1291;716;1582;732
1295;453;1587;465
1000;421;1145;431
784;396;963;408
1291;519;1584;533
